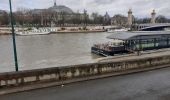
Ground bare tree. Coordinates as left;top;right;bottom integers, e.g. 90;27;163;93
0;11;9;25
15;7;32;26
156;15;168;23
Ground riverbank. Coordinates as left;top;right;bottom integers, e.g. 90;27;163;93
0;28;11;35
0;30;106;35
0;26;110;35
0;32;11;35
54;30;105;33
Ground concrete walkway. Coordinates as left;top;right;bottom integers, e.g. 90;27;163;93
1;66;170;100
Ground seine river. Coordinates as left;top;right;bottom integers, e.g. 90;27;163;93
0;32;112;72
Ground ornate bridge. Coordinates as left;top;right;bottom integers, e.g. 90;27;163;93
131;23;170;31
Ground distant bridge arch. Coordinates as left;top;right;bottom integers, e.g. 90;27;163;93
132;23;170;31
140;25;170;31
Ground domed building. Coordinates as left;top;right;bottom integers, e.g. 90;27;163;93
48;2;74;14
32;1;74;14
25;0;89;26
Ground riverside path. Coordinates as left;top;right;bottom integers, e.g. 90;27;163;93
1;67;170;100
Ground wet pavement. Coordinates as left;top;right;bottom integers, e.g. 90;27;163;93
1;67;170;100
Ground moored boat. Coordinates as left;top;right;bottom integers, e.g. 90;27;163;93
16;31;50;36
91;40;128;56
16;28;51;36
107;27;129;33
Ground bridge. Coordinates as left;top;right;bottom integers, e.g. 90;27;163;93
131;23;170;31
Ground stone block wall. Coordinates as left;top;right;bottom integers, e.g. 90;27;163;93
0;55;170;88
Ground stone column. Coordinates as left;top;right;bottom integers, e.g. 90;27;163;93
151;10;156;24
128;9;133;27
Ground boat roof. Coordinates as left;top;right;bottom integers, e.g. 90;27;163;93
107;31;170;40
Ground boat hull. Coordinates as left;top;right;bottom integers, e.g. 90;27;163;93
91;46;128;56
16;32;50;36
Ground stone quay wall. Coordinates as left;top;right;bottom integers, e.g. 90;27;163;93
1;55;170;90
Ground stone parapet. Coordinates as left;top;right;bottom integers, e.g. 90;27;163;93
0;55;170;94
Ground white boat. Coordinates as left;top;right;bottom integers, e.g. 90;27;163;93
107;27;129;33
16;31;50;36
16;28;51;36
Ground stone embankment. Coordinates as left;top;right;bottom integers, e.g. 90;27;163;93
0;26;110;35
0;53;170;95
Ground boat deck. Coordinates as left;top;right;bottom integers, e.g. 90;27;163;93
91;43;128;56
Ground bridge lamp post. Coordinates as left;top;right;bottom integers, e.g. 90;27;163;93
9;0;19;71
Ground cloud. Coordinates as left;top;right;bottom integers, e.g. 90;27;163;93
0;0;170;18
93;0;115;5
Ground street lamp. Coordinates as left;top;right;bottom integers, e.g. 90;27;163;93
9;0;19;71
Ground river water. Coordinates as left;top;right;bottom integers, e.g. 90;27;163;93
0;32;112;73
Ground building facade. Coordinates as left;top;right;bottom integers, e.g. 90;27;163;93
111;14;127;26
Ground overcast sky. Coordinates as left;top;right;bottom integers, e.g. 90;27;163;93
1;0;170;18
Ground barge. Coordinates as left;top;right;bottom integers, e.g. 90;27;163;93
91;31;170;56
91;41;128;56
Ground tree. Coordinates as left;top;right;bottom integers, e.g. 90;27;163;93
142;18;151;23
90;12;104;25
14;7;32;26
156;15;168;23
134;17;150;24
0;11;9;25
83;9;88;26
91;12;98;24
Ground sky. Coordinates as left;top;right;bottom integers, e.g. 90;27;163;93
0;0;170;18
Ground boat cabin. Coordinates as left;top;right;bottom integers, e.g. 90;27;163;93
107;31;170;51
